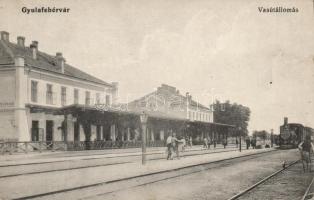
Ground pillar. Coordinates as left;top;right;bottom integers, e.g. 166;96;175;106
160;130;164;140
127;128;130;141
38;115;45;141
14;56;30;141
66;114;74;141
151;129;154;141
111;124;116;141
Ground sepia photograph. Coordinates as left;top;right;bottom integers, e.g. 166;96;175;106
0;0;313;199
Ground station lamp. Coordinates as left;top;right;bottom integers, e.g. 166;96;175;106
140;111;148;165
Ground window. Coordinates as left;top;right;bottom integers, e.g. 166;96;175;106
61;87;66;106
31;81;38;102
46;84;53;104
74;89;79;104
85;91;90;105
105;95;110;106
96;93;100;104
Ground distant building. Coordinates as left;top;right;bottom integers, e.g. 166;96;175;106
127;84;213;123
0;31;118;141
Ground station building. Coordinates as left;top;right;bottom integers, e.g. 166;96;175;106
0;31;118;142
127;84;213;123
126;84;232;143
0;30;234;150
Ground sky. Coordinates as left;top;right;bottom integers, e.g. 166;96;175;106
0;0;313;134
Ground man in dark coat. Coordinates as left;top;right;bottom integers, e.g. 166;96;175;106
246;137;251;149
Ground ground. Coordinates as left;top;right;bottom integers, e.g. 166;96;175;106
0;147;312;200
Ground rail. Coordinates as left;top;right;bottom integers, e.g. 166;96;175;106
226;160;300;200
301;175;314;200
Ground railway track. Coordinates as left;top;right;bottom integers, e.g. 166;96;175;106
12;149;276;200
0;146;236;167
0;148;239;179
302;176;314;200
226;160;300;200
227;158;314;200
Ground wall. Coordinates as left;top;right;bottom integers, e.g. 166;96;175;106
27;69;113;108
0;69;17;140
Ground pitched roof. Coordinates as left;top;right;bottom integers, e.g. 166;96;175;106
0;40;112;86
128;84;210;111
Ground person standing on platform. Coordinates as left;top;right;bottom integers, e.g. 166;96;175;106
236;138;239;148
189;136;193;147
166;134;172;160
213;138;216;148
298;135;314;172
223;138;227;148
203;137;208;149
181;137;186;152
246;137;251;149
176;136;184;159
171;133;179;159
208;137;211;149
252;137;257;149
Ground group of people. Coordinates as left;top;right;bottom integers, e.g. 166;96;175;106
245;137;257;149
203;137;224;149
166;134;230;160
166;133;186;160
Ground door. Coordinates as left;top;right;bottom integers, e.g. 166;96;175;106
46;120;54;147
74;122;80;142
96;125;101;141
31;121;39;141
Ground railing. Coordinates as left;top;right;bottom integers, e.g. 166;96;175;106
0;140;166;154
0;141;67;154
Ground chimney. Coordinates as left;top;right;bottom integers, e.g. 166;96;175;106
17;36;25;47
55;52;65;73
186;92;192;104
1;31;9;42
14;56;25;67
30;44;37;59
31;41;38;50
284;117;288;125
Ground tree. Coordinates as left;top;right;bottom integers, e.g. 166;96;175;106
212;100;251;136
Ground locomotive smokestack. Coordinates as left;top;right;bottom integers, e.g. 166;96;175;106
284;117;288;125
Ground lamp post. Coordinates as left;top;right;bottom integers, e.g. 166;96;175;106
271;129;274;148
238;127;242;152
140;112;148;165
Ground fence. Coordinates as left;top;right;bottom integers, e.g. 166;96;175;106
0;140;166;154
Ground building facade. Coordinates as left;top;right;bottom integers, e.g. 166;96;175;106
0;31;118;142
127;84;214;123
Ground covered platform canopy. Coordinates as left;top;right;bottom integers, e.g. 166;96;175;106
55;104;235;145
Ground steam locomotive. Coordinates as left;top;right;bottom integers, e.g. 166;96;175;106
279;117;314;149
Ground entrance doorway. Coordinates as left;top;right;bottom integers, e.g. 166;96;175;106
46;120;54;146
103;125;111;141
96;125;102;141
31;121;39;141
74;122;80;142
